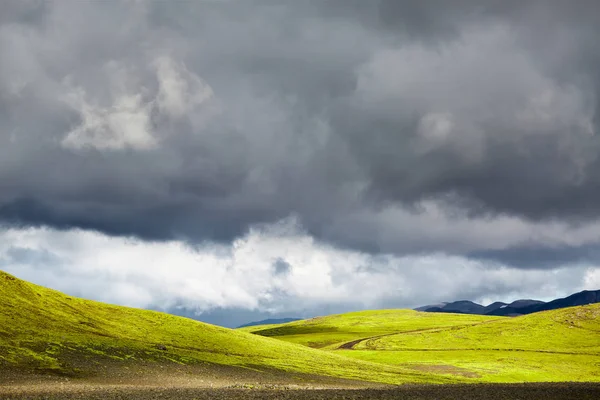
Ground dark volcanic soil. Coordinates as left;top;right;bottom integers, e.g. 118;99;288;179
1;383;599;400
1;365;599;399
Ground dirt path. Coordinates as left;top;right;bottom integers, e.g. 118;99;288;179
336;320;508;350
336;325;468;350
337;332;396;349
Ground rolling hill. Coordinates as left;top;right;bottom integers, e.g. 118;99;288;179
353;304;600;353
2;270;599;386
0;270;460;386
244;305;600;383
240;309;501;349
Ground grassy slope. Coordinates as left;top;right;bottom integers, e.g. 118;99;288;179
3;270;598;384
245;306;600;383
340;304;600;382
0;271;467;385
243;309;501;349
356;304;600;353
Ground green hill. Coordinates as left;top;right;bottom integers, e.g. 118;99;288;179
354;304;600;353
241;309;501;348
244;305;600;383
342;304;600;382
0;271;463;386
2;270;599;385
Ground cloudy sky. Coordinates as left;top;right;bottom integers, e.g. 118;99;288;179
1;0;600;327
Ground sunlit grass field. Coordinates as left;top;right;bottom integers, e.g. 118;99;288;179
241;309;502;349
354;305;600;353
0;270;464;385
243;304;600;382
2;269;599;385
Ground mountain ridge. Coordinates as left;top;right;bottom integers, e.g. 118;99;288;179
416;289;600;316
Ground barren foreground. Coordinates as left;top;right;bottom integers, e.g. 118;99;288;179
1;382;600;400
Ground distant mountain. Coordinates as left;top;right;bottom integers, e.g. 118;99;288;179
424;300;486;315
414;302;447;311
535;290;600;311
237;318;301;328
508;299;545;308
483;301;508;314
487;299;546;316
416;289;600;317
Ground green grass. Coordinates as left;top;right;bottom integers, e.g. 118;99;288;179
244;304;600;383
3;270;599;384
243;309;502;348
355;304;600;353
0;271;465;385
340;350;600;382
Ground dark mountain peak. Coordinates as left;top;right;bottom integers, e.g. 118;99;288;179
451;300;480;305
483;301;508;313
414;302;447;311
486;307;526;316
570;289;600;301
486;301;507;307
416;289;600;317
534;289;600;313
421;300;485;315
507;299;545;309
580;289;599;294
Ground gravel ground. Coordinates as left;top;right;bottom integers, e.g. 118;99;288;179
1;383;600;400
2;364;599;399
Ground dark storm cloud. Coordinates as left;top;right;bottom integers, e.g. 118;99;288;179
2;1;600;268
470;244;600;270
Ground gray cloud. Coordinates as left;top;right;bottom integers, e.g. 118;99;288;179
273;258;292;276
1;1;600;268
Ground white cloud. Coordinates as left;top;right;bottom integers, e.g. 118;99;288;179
583;268;600;290
61;85;157;151
61;55;217;151
0;219;596;320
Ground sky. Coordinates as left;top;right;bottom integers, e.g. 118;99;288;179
1;0;600;327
